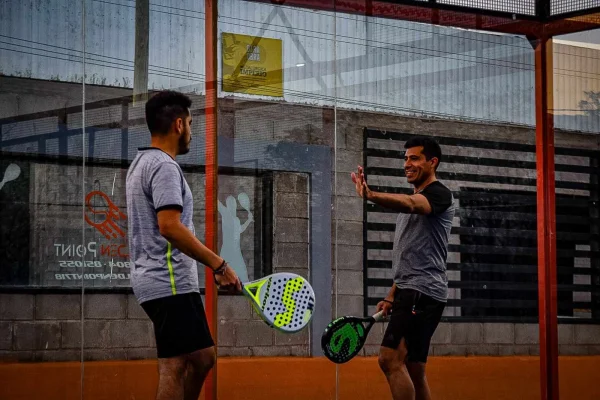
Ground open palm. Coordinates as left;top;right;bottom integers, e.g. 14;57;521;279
350;165;372;199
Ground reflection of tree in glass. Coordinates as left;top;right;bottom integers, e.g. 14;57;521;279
579;91;600;117
265;142;310;171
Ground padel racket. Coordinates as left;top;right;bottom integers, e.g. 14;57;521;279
321;310;385;363
241;272;316;334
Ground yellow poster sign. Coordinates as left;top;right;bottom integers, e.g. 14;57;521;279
222;33;283;97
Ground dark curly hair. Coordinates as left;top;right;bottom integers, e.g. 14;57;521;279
404;136;442;170
145;90;192;135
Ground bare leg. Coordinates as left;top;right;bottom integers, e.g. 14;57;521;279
183;347;216;400
378;338;415;400
407;362;432;400
156;356;187;400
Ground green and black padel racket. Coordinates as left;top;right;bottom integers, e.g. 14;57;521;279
321;310;385;363
241;272;316;333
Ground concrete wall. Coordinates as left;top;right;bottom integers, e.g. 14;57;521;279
2;294;600;362
363;321;600;357
0;77;130;119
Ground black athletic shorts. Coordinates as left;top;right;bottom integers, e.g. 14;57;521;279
381;287;445;363
141;292;214;359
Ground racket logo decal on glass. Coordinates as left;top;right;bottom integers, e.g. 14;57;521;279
321;310;386;363
236;272;316;333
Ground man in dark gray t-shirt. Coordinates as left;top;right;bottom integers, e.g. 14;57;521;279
126;90;241;400
352;136;455;400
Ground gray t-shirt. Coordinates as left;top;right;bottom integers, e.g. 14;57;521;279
392;181;455;302
126;147;199;304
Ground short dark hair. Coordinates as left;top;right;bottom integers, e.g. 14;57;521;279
145;90;192;135
404;136;442;168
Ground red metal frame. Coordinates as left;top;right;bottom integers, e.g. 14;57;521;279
544;13;600;36
204;0;218;399
251;0;543;35
252;0;600;36
533;36;559;400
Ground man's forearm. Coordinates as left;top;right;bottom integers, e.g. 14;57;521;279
161;222;223;270
369;191;415;213
385;284;396;301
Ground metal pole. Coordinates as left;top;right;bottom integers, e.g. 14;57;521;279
204;0;218;399
133;0;149;104
532;35;559;400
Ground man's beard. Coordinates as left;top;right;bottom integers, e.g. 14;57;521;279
178;134;190;155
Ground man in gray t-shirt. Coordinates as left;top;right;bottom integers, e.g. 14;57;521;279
352;136;455;400
126;90;241;400
127;148;199;303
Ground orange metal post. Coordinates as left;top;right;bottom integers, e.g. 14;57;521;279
204;0;218;399
533;35;559;400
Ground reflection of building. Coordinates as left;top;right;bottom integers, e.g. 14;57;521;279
553;40;600;132
1;0;599;363
2;2;599;132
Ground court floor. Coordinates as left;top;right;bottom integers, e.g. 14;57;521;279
1;355;599;400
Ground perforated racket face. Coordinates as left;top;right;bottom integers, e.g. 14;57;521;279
321;317;367;364
243;272;315;333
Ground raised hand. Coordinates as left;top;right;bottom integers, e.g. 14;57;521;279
350;165;372;200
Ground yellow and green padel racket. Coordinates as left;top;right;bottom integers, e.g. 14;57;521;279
321;310;385;363
241;272;315;334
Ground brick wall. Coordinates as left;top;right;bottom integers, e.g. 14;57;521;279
217;172;311;357
2;292;600;361
0;293;154;362
217;296;309;357
332;113;366;320
359;322;600;357
2;82;600;360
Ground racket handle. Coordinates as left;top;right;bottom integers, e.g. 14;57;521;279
372;310;386;322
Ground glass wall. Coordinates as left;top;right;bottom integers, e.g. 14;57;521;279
1;1;600;400
0;0;88;397
334;10;540;399
553;33;600;398
80;0;210;397
215;1;338;397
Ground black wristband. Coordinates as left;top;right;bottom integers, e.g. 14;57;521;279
382;299;393;305
213;260;227;287
213;259;227;275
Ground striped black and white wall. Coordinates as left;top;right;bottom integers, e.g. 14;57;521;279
363;128;600;323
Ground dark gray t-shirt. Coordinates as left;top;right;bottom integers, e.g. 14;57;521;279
126;147;199;304
392;181;455;302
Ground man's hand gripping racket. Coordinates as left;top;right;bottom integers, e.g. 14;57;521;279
321;302;391;364
213;262;242;293
214;263;315;334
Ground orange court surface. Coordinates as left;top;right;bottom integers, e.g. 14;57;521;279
1;356;599;400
